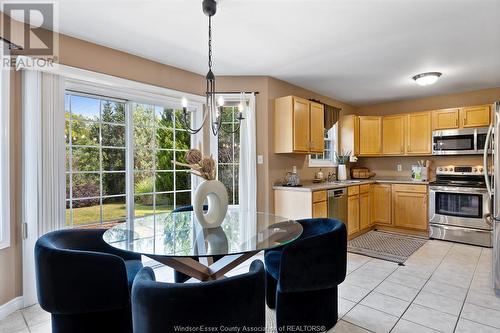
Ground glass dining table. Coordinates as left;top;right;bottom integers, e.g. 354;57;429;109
103;208;303;282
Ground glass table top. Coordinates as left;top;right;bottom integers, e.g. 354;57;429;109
103;208;303;257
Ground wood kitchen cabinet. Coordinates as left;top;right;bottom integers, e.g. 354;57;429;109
382;115;405;155
371;184;392;225
340;115;359;156
358;116;382;156
274;96;324;154
312;190;327;218
359;184;371;230
392;184;428;231
433;108;459;130
347;186;360;236
406;111;432;155
460;105;491;128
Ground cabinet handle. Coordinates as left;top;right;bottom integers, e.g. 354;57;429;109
455;118;458;127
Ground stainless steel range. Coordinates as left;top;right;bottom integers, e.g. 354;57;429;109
429;165;492;247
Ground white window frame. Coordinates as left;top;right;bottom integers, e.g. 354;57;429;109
0;47;10;249
309;123;338;167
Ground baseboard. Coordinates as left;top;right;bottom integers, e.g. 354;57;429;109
0;296;23;320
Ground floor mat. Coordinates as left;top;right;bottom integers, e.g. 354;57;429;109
348;230;427;264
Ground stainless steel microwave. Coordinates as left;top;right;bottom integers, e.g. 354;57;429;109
432;127;490;155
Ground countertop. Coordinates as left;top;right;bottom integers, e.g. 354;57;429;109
273;177;432;192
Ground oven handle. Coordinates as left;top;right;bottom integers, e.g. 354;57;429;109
484;121;493;198
429;186;489;195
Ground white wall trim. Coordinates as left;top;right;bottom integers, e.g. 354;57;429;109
0;297;23;320
0;41;11;250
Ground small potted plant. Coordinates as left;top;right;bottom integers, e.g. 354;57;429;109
335;150;351;181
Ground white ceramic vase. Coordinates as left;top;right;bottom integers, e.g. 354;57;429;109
338;164;347;181
193;179;229;228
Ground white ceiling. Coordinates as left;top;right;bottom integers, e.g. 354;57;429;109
53;0;500;105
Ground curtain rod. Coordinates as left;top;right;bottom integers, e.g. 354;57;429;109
208;91;259;95
0;36;23;50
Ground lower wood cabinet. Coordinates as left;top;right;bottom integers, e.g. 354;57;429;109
392;184;428;231
359;185;371;230
347;191;360;236
371;184;392;225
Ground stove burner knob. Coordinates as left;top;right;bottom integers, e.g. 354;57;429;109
443;168;448;171
479;168;483;173
473;168;477;172
438;167;443;171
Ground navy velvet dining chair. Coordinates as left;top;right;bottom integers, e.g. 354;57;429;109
171;204;219;283
35;228;143;333
131;260;266;333
264;218;347;332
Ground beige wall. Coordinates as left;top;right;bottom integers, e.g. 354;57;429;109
354;87;500;176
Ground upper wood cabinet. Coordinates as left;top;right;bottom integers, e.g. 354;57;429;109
358;116;382;156
460;105;491;128
274;96;324;154
406;112;432;155
371;184;391;225
433;105;491;130
340;115;359;156
382;115;405;155
433;108;459;130
392;184;428;231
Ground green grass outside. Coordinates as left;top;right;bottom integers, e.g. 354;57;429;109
66;203;174;226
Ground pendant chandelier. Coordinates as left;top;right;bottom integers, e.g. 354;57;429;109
180;0;245;136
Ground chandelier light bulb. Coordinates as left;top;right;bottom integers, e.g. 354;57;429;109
217;95;225;107
181;97;188;108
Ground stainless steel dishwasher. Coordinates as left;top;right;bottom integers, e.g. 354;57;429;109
328;188;348;224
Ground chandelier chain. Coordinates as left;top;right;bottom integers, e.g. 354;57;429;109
208;16;212;70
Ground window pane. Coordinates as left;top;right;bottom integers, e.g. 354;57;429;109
134;126;155;150
133;104;154;126
70;95;100;121
72;173;100;198
175;171;191;191
134;149;154;171
102;148;125;171
134;195;154;218
156;193;174;213
72;198;101;226
218;164;234;203
71;120;99;146
102;124;125;147
156;172;174;192
175;150;188;168
72;147;100;171
218;134;233;163
156;127;174;149
103;173;126;196
65;120;70;144
101;101;125;124
134;172;154;194
156;107;174;128
175;130;190;150
176;192;191;208
102;196;126;224
156;150;173;170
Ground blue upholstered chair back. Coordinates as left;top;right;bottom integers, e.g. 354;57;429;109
35;228;140;315
132;260;265;333
278;218;347;293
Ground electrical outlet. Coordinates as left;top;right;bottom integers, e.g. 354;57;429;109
257;155;264;164
397;164;403;172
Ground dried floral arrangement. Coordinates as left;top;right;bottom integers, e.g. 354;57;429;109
172;149;216;180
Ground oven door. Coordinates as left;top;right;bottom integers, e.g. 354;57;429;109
429;186;492;230
432;129;476;155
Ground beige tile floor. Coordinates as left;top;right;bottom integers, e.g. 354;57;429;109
1;240;499;333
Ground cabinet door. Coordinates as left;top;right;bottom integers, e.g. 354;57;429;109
359;191;370;230
340;115;359;156
382;115;405;155
393;191;428;230
407;112;432;155
371;184;391;225
460;105;491;128
310;102;325;153
348;195;360;235
293;97;310;152
359;116;382;156
312;201;327;218
433;108;459;130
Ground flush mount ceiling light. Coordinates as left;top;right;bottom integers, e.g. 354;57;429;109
412;72;442;86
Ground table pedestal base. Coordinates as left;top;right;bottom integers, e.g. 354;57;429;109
147;251;258;282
